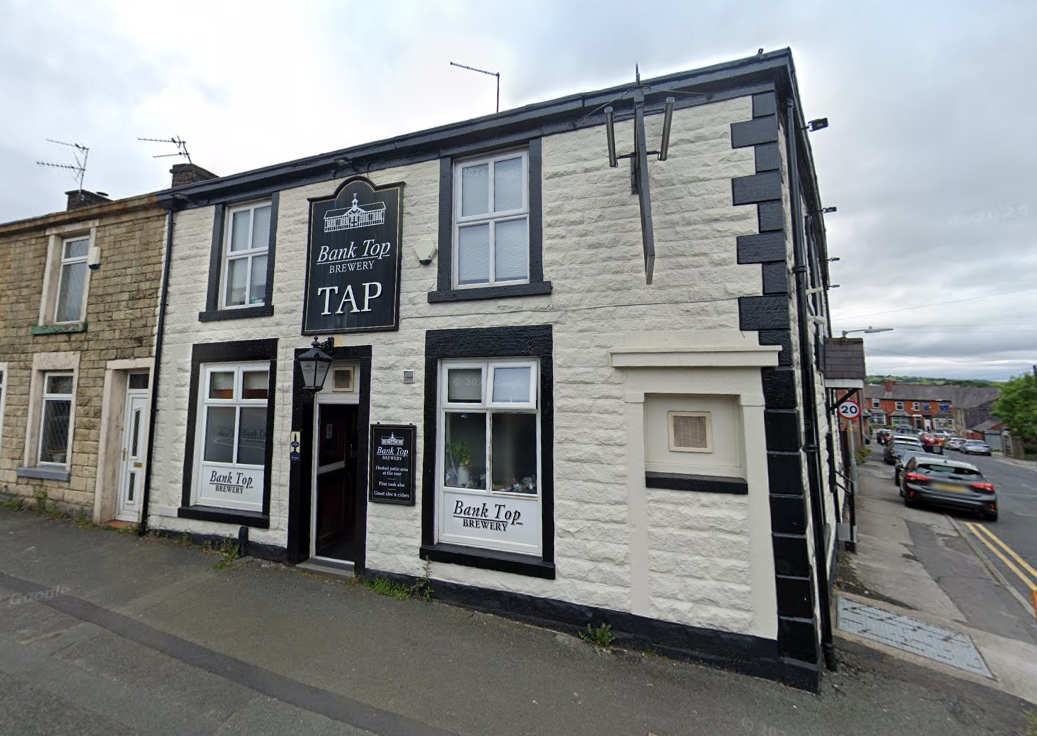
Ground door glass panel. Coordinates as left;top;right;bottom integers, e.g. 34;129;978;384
443;412;486;489
131;409;142;456
208;371;235;399
128;373;149;390
447;368;482;403
490;413;537;494
127;473;135;502
203;406;235;462
237;407;267;465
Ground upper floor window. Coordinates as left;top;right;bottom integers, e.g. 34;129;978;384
872;398;881;409
222;201;271;308
453;151;529;288
912;401;920;411
56;237;90;322
895;401;904;411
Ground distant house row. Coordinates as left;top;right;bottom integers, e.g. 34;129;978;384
863;379;1000;437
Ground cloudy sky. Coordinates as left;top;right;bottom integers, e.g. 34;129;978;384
3;0;1034;381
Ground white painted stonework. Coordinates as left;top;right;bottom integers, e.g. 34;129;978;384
148;95;787;638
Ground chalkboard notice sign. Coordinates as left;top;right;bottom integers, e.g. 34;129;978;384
369;424;415;506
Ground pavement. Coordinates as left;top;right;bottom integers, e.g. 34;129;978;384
2;508;1036;736
842;459;1037;707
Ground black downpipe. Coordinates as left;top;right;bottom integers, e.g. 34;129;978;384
785;98;837;671
138;207;176;535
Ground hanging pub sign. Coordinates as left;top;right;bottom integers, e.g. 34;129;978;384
303;177;404;334
369;424;416;506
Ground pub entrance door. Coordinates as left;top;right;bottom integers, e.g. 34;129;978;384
311;399;361;562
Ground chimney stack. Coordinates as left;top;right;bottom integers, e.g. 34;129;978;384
66;189;110;211
884;379;895;393
171;163;218;187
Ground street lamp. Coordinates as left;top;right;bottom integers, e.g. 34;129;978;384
298;337;334;392
841;326;894;338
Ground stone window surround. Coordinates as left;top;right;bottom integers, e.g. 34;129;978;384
199;194;279;323
17;351;81;482
429;138;551;303
37;220;98;331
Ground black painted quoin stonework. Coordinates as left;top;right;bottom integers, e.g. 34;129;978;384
731;90;822;691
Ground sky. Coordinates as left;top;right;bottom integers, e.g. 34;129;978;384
2;0;1035;382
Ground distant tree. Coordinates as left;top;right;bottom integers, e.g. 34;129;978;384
993;373;1037;444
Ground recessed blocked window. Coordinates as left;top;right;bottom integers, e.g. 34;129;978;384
645;395;743;479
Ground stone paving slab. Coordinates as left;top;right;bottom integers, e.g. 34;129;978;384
837;597;992;678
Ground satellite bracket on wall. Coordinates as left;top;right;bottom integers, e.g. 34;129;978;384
602;66;675;285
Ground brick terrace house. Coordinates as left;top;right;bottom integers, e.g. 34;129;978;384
0;165;213;524
864;380;1000;434
143;49;845;690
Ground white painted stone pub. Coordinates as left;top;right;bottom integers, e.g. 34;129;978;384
145;49;845;691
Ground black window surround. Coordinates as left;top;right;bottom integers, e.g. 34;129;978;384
179;338;278;528
421;324;555;579
199;193;279;322
429;139;551;303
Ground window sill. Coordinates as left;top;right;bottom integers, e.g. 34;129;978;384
16;466;71;482
428;281;552;303
645;472;748;494
32;323;87;335
420;542;555;579
198;305;274;323
177;505;270;528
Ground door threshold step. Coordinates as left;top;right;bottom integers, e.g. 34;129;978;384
297;558;355;579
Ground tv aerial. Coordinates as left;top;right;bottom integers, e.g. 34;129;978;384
139;135;192;164
36;139;89;191
450;61;500;113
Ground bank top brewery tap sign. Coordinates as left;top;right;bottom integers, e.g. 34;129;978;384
303;177;404;334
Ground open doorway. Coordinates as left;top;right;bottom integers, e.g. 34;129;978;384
312;402;360;562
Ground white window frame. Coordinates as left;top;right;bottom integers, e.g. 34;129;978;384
871;398;881;409
37;372;75;467
437;358;541;555
912;401;920;411
895;401;904;411
54;236;91;324
38;222;97;327
220;201;271;310
871;413;887;425
192;362;270;510
452;149;530;289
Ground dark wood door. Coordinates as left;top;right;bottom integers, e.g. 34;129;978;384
315;404;359;560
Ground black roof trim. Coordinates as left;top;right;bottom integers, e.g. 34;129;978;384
159;49;798;209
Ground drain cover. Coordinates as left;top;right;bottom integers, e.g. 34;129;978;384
838;597;992;678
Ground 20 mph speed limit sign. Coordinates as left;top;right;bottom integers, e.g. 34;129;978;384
838;402;861;419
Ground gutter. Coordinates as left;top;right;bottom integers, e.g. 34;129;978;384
784;97;837;672
138;206;176;535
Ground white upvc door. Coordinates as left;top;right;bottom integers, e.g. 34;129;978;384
116;392;148;522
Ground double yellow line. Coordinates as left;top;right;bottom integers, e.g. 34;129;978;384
965;522;1037;623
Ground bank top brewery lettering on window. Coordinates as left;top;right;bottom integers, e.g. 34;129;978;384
437;359;541;556
303;177;403;334
194;363;269;512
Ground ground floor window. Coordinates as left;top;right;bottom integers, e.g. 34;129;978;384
438;359;541;556
39;372;74;466
192;362;269;512
871;412;886;425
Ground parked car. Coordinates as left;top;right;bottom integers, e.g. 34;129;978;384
944;437;967;452
918;432;944;454
899;456;997;521
884;437;923;465
933;430;954;440
894;449;931;485
876;428;892;446
961;440;992;456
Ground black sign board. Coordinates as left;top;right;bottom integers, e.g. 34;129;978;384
303;177;404;334
369;424;415;506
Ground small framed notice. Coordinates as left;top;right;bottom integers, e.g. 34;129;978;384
369;424;416;506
